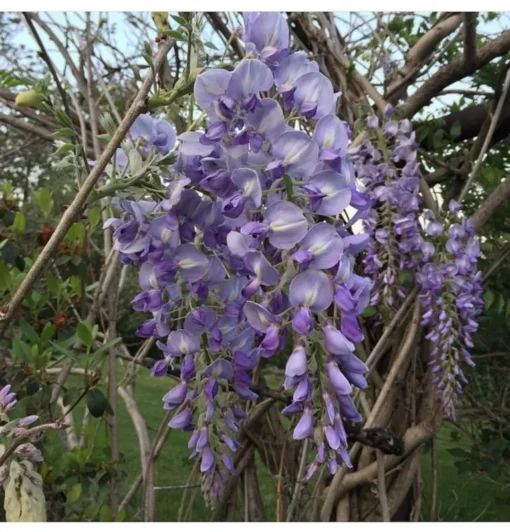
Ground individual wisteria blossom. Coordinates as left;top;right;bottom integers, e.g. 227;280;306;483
0;385;44;485
417;202;483;419
356;105;424;314
102;11;409;503
130;113;177;155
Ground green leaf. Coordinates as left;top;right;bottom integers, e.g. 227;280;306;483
99;504;113;522
88;207;101;230
484;290;495;310
86;388;109;418
76;321;94;348
447;447;471;458
70;276;82;296
83;502;100;520
449;120;462;140
44;272;60;295
66;483;82;505
170;15;188;26
41;323;56;344
0;262;11;291
66;222;85;243
11;212;25;233
497;293;505;313
20;318;39;343
362;306;378;318
50;341;80;363
128;149;143;174
37;188;54;217
162;29;188;42
0;69;32;89
203;41;219;51
53;127;75;139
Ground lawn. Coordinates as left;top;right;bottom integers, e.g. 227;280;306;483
20;362;510;521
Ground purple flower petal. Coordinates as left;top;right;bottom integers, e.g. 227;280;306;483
264;200;308;250
290;269;334;312
293;408;313;440
243;301;278;333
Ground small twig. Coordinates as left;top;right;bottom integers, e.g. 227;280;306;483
154;484;201;491
483;244;510;283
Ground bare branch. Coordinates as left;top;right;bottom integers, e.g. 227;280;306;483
400;30;510;119
386;13;463;102
0;112;54;141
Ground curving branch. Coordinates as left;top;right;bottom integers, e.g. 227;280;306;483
472;174;510;231
385;13;464;102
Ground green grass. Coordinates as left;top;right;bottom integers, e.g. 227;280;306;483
22;362;510;521
420;429;510;521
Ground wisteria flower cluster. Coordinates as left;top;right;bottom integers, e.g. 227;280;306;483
417;202;483;420
0;384;43;485
106;11;374;502
354;107;424;316
355;111;483;419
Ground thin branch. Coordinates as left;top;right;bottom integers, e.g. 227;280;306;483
458;68;510;203
22;12;72;117
206;12;244;60
285;439;309;521
364;286;419;374
0;34;174;340
429;438;438;521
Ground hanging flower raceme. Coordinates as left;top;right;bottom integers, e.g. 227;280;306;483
417;202;483;420
355;105;424;317
105;11;375;502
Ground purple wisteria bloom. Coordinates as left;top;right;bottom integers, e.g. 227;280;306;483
105;11;405;502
